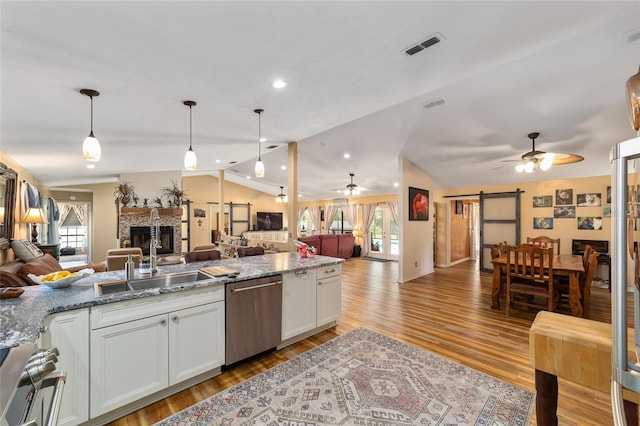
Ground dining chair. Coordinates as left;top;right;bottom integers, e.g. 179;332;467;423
579;251;600;319
526;236;561;255
497;241;509;257
506;243;555;319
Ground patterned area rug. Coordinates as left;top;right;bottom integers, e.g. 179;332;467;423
156;328;533;425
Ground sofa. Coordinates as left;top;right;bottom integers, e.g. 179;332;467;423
299;234;354;259
105;247;143;271
0;239;107;287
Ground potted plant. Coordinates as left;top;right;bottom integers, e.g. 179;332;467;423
162;180;187;207
114;181;136;206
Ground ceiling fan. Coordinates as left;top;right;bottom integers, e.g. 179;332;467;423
503;132;584;173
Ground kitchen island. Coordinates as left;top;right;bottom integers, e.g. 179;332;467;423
0;252;344;426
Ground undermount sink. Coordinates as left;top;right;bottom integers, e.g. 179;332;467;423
127;271;212;291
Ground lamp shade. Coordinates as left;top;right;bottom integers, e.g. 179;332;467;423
83;133;101;162
0;207;4;222
627;66;640;131
21;207;48;224
255;160;265;178
184;147;197;170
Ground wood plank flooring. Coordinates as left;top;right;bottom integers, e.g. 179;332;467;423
109;257;624;426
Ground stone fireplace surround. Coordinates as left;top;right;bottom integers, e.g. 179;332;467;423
118;208;182;255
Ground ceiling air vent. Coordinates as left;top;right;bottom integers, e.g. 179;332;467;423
404;33;444;56
625;27;640;44
423;97;445;110
266;145;278;150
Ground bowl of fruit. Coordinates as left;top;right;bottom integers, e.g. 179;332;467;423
29;268;95;289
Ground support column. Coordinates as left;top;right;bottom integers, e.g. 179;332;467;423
287;142;298;241
218;170;225;238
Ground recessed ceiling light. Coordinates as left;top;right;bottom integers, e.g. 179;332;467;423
246;176;251;179
259;137;267;143
271;79;288;89
215;159;221;163
86;164;95;169
343;153;351;159
281;165;286;170
393;182;399;187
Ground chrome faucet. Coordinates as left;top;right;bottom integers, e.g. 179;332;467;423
150;208;161;273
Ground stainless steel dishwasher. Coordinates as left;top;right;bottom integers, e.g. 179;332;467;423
225;275;282;365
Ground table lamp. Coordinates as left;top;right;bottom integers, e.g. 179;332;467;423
21;207;48;243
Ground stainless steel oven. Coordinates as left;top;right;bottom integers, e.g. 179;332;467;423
0;343;66;426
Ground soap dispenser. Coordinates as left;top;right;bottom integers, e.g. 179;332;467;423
124;254;134;280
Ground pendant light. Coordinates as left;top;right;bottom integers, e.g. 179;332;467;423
275;186;288;203
626;65;640;131
80;89;101;162
183;100;197;170
344;173;361;196
254;108;265;177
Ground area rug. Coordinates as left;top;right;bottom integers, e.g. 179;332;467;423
156;327;533;425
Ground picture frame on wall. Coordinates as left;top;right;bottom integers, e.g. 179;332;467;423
408;186;429;221
194;208;206;218
578;216;603;230
555;188;573;205
533;217;553;229
554;206;576;218
577;193;602;207
604;203;611;217
533;195;552;207
455;200;463;215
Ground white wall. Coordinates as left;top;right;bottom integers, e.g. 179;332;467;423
399;157;434;282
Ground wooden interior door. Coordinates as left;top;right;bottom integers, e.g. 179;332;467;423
479;190;521;272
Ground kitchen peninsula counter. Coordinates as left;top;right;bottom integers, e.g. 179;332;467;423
0;252;344;349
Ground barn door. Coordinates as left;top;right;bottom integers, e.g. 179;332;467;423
479;189;521;272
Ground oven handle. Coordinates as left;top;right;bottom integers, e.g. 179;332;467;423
230;281;281;293
41;371;66;426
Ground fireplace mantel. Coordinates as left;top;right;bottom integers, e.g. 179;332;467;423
120;207;183;217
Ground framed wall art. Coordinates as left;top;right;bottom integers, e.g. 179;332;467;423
533;217;553;229
533;195;552;208
555;188;573;205
577;193;602;207
409;186;429;221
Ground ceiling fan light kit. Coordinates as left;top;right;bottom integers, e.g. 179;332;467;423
344;173;361;196
275;186;288;203
80;89;101;162
514;132;583;173
627;65;640;132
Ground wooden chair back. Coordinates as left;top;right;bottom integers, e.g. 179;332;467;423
582;244;593;270
506;243;554;318
581;251;600;319
527;236;561;255
497;241;509;257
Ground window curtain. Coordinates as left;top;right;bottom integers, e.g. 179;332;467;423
306;206;321;233
297;207;307;236
361;203;377;256
387;201;399;225
324;205;340;233
342;204;358;231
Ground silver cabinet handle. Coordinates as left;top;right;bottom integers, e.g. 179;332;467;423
324;268;336;274
43;372;67;426
160;319;167;326
295;270;308;276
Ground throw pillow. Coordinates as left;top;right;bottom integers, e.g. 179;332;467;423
11;239;43;262
19;254;62;280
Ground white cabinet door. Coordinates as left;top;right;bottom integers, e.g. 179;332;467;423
90;314;169;417
41;310;89;426
316;275;341;326
169;301;225;385
282;269;317;340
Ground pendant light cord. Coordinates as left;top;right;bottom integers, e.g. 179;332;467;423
257;110;262;160
189;104;193;150
89;95;94;136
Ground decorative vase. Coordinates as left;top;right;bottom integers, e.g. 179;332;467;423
121;195;131;206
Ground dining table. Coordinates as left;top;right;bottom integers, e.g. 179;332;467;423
490;253;585;317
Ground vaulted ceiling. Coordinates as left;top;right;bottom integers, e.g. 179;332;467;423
2;1;639;201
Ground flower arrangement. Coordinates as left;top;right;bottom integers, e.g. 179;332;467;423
114;181;136;206
162;180;187;206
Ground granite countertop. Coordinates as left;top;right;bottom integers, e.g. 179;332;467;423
0;252;343;349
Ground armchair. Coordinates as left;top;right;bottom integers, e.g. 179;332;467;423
105;247;143;271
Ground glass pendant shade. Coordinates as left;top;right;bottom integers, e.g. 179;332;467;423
275;186;288;203
627;66;640;131
255;160;265;178
184;147;197;170
83;132;101;162
80;89;101;162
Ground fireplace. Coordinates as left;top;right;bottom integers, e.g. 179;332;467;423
130;226;174;255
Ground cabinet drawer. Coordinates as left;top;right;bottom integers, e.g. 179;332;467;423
317;263;341;279
91;285;224;330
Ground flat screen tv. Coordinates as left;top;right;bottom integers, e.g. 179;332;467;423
257;212;283;231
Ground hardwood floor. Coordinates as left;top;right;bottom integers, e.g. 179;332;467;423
109;257;623;425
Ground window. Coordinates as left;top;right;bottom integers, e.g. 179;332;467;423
59;225;86;248
329;208;353;234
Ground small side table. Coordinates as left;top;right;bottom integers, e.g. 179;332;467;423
352;244;361;257
37;243;60;260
